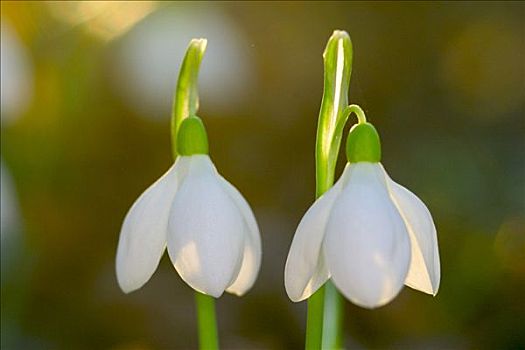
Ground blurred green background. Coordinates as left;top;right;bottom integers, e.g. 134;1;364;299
1;1;524;349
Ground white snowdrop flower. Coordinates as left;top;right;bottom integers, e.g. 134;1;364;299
285;120;440;308
116;116;261;297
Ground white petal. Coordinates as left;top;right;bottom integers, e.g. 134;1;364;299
324;163;411;308
284;165;350;302
116;158;188;293
382;166;440;295
218;177;262;296
167;155;246;298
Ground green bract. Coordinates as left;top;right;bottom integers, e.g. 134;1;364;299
346;122;381;163
315;30;353;198
171;39;207;158
177;116;209;156
309;30;353;350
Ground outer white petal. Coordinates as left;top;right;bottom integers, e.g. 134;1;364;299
217;177;262;296
382;165;440;295
116;158;188;293
167;155;246;298
324;163;411;309
284;165;350;302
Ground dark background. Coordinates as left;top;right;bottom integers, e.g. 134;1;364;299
1;2;524;349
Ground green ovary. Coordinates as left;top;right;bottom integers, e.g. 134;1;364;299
346;122;381;163
177;116;209;156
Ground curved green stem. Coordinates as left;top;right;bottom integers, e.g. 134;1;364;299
345;104;367;124
195;292;219;350
306;30;353;350
170;39;219;350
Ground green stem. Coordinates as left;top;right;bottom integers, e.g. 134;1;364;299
195;292;219;350
306;287;325;350
322;282;344;349
345;104;367;124
306;30;353;350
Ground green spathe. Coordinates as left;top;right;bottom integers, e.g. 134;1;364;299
177;116;209;156
171;39;207;158
346;122;381;163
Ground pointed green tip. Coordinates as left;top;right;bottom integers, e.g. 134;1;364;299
177;116;209;156
323;30;352;59
190;38;208;53
346;122;381;163
331;30;351;41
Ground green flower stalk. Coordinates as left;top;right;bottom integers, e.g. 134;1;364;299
116;39;262;350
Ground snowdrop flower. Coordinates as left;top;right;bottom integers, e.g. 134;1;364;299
116;116;261;297
285;119;440;308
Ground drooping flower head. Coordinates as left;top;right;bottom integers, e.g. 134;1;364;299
116;116;261;298
285;109;440;308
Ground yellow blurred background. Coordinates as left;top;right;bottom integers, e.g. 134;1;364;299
1;2;524;349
